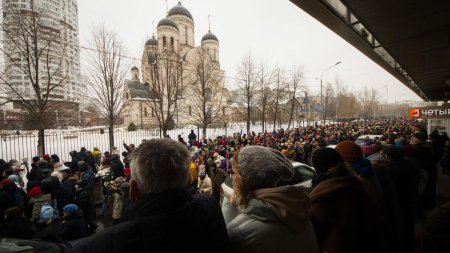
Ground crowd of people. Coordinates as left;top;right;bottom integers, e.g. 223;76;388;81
0;117;450;252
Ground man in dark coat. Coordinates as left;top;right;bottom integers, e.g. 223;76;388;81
56;167;76;213
0;206;33;239
110;154;124;180
384;146;419;253
40;169;60;207
409;131;435;210
71;138;232;253
84;151;97;174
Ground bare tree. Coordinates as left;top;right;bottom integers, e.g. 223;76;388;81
234;53;258;135
256;61;274;132
333;78;359;120
188;48;225;138
143;47;185;137
359;86;378;119
287;65;304;129
85;25;128;151
271;67;288;131
0;1;72;155
323;81;334;123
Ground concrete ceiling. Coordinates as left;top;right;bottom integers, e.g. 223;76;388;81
290;0;450;101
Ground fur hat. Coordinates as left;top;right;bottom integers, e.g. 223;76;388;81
312;147;344;174
237;146;294;190
28;186;43;198
335;140;363;163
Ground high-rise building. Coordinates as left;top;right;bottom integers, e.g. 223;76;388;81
1;0;83;107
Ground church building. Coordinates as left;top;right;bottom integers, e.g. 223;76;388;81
122;1;231;129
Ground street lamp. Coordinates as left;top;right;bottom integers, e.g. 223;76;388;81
320;61;341;124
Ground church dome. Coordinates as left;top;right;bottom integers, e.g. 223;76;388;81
157;18;179;31
145;35;158;46
201;31;219;43
168;1;193;20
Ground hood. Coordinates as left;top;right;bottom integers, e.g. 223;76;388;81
252;185;310;234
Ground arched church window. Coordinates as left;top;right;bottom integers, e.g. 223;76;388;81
163;36;167;47
170;37;174;50
144;107;148;117
126;93;129;99
185;26;188;44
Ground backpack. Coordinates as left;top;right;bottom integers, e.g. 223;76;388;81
37;203;59;224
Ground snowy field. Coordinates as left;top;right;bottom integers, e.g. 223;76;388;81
1;122;297;165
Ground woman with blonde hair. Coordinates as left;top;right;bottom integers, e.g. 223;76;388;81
227;146;319;253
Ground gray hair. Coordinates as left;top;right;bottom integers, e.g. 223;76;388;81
131;138;190;194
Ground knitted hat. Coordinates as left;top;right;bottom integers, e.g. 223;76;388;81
28;186;43;198
335;140;363;162
63;204;80;214
312;147;344;174
237;146;294;190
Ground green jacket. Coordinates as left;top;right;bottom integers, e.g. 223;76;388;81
30;193;51;223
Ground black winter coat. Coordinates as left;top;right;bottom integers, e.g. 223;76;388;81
70;188;232;253
386;158;419;253
0;215;33;239
110;160;124;180
85;156;97;174
74;188;95;223
56;177;76;212
59;211;87;241
0;184;23;225
40;176;60;201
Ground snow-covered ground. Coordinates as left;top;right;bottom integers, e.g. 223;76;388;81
1;122;299;165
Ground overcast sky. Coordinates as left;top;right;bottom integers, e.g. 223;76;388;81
77;0;422;103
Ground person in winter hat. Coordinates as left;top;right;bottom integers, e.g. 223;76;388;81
71;138;232;252
0;206;33;239
197;165;212;195
335;140;382;208
59;203;87;241
311;147;353;188
227;145;319;253
28;186;59;240
0;178;24;226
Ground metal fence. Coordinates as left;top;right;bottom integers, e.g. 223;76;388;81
0;122;296;165
0;123;258;164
